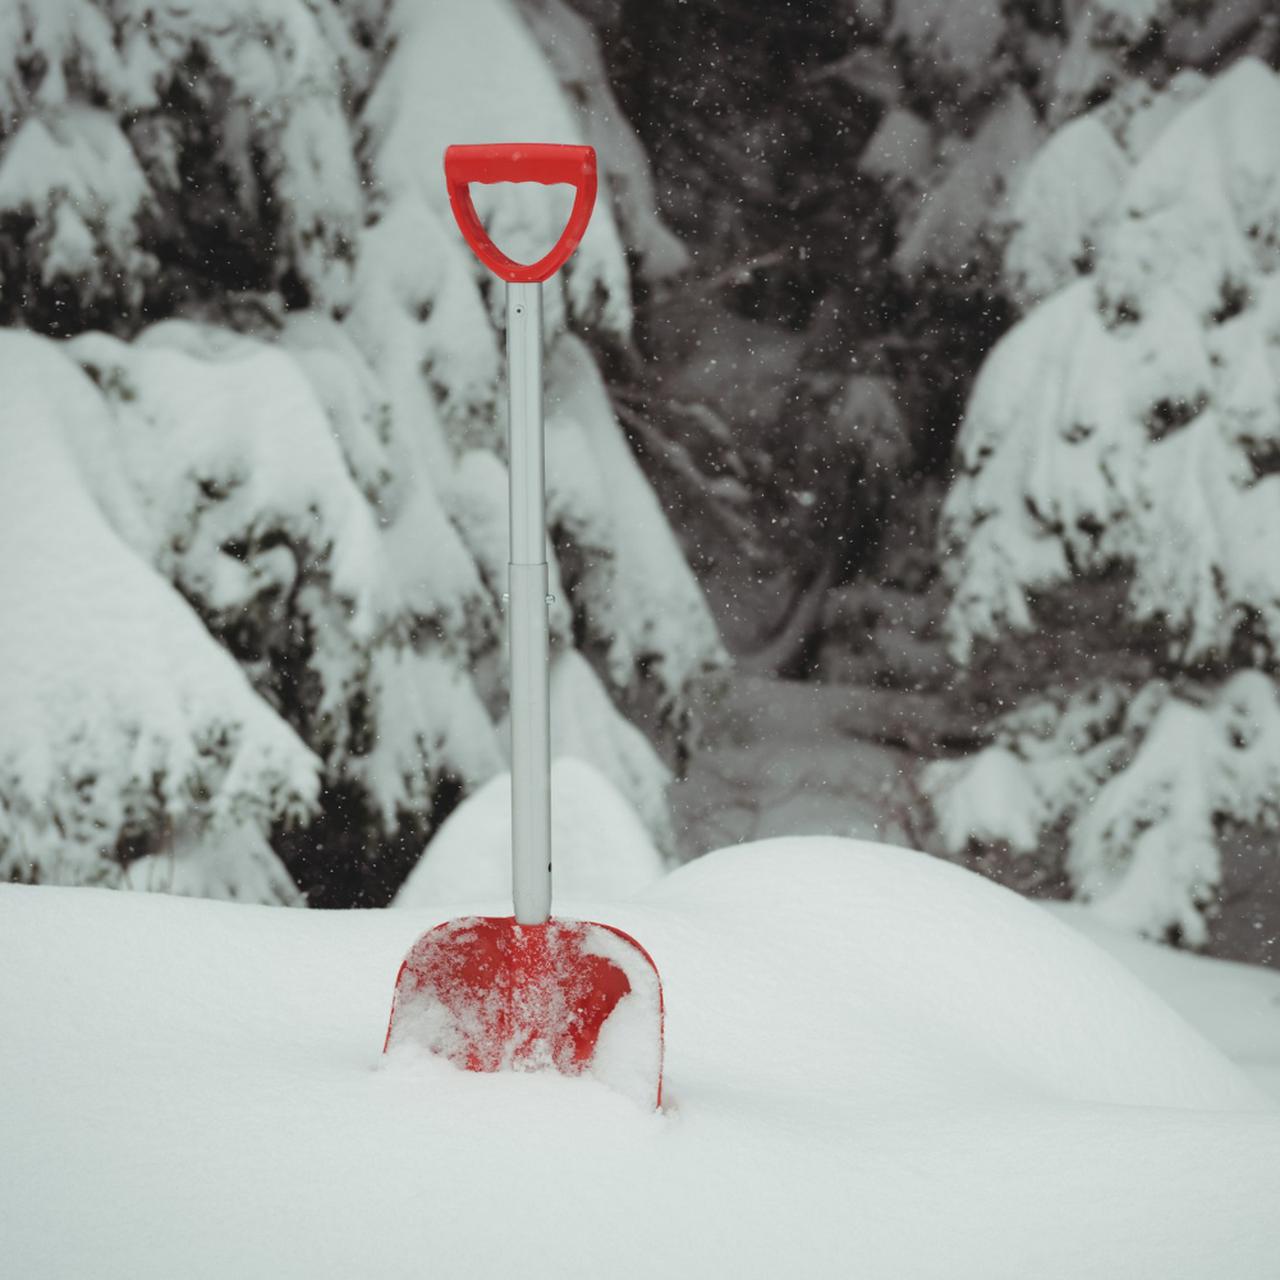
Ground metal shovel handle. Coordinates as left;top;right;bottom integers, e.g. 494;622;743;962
442;143;599;924
444;143;597;283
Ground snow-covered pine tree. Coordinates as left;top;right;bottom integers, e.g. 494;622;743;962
867;0;1278;291
0;0;720;905
928;54;1280;945
855;0;1278;471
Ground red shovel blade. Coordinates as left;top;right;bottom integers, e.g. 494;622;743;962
384;916;664;1108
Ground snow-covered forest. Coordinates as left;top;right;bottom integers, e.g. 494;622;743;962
5;4;1280;1276
609;0;1280;967
1;0;1279;962
0;0;721;908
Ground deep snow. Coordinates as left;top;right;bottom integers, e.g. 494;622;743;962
1045;902;1280;1104
3;837;1278;1279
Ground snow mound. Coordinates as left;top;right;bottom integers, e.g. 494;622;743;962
2;838;1276;1280
644;839;1268;1111
394;757;664;907
1047;900;1280;1102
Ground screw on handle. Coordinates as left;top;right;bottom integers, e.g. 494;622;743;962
443;143;597;283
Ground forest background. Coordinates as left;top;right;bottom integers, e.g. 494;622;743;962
2;0;1279;968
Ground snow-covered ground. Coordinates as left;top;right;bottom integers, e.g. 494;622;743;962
1045;903;1280;1105
3;837;1278;1279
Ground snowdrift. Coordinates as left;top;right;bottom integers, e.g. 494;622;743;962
3;837;1277;1279
394;756;664;906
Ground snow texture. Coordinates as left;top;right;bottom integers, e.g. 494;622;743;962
935;674;1280;944
546;337;724;712
2;839;1277;1278
1046;900;1280;1101
937;61;1280;940
0;0;716;901
519;0;689;282
947;61;1280;665
394;756;664;906
0;331;318;898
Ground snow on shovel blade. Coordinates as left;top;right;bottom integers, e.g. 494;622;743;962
385;916;664;1108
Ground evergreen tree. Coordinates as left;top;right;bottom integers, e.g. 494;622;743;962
928;52;1280;945
0;0;720;905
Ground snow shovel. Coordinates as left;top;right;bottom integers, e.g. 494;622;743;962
384;144;664;1107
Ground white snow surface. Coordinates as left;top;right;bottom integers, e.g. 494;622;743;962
3;837;1278;1279
394;756;664;906
1045;901;1280;1103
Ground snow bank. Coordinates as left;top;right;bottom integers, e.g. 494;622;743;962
394;756;664;906
1047;901;1280;1101
2;838;1275;1279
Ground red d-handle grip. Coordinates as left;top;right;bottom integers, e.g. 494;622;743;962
444;143;597;283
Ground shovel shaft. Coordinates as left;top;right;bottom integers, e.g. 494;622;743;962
507;281;552;925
